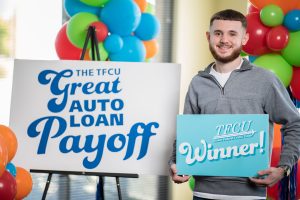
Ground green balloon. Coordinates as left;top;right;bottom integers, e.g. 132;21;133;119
145;3;155;15
282;31;300;67
89;43;109;61
80;0;110;7
188;176;195;191
67;12;99;49
260;4;284;27
240;51;248;57
253;54;292;87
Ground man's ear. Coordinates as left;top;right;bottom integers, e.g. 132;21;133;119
242;32;249;46
206;31;210;42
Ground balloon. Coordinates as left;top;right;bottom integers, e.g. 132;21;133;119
0;171;17;200
110;36;146;62
282;31;300;67
248;55;257;62
247;3;259;14
266;26;289;51
290;67;300;100
273;123;282;149
89;43;109;61
6;162;16;177
283;9;300;32
253;54;293;87
55;23;82;60
260;4;284;27
67;12;99;48
64;0;101;17
0;136;8;177
104;34;124;53
267;147;281;199
189;176;195;191
134;0;147;12
145;2;155;14
135;13;160;41
100;0;141;36
249;0;300;14
90;21;109;42
0;125;17;162
143;39;158;59
243;12;271;56
240;51;248;57
80;0;110;7
15;167;33;200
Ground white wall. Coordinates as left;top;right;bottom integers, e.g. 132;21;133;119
15;0;62;59
0;0;63;125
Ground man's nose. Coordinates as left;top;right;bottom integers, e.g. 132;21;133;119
220;35;229;43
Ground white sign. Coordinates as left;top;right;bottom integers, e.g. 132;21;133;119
10;59;180;175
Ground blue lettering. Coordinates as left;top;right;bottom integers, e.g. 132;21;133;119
38;69;73;113
27;116;67;154
124;122;159;160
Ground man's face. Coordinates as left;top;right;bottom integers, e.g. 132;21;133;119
206;20;249;63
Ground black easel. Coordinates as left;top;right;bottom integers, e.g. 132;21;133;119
32;25;139;200
30;169;138;200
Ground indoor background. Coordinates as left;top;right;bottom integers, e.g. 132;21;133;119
0;0;247;199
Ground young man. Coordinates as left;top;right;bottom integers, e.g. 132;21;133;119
169;9;300;199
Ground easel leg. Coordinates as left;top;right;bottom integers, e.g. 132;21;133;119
116;177;122;200
42;173;53;200
97;176;105;200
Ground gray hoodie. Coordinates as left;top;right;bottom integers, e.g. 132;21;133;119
170;58;300;199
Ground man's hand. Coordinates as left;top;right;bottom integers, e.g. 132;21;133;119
170;164;190;184
249;167;285;187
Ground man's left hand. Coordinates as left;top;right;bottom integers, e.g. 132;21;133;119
249;167;285;187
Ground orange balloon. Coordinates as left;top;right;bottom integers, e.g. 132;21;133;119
249;0;300;14
143;39;158;59
0;137;8;177
0;125;18;162
272;123;282;148
134;0;147;12
15;167;33;200
84;48;91;60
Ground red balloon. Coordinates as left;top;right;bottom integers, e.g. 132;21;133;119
247;3;259;14
243;12;271;56
266;26;289;51
90;21;109;42
55;23;82;60
0;171;17;200
290;67;300;100
249;0;300;14
267;147;281;199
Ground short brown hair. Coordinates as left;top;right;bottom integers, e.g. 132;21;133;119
210;9;247;29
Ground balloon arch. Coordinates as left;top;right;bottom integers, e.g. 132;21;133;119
55;0;160;62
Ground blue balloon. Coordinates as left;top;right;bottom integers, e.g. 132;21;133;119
104;34;124;53
283;10;300;32
64;0;101;17
100;0;141;36
248;55;257;63
6;162;16;177
135;13;160;41
109;36;145;62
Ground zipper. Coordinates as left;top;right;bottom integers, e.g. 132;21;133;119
204;74;225;95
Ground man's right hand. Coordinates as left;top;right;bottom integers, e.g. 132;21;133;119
170;164;190;184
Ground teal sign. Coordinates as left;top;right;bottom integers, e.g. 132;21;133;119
177;114;269;177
